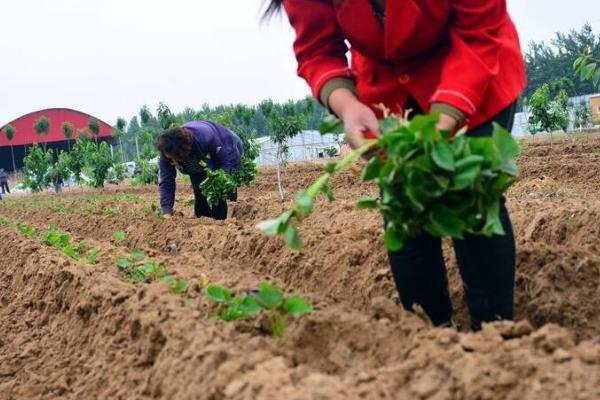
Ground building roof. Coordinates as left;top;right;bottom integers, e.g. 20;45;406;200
0;108;113;147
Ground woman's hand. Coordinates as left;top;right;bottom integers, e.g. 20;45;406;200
436;113;459;135
329;88;380;150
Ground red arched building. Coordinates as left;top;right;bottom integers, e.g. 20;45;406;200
0;108;114;172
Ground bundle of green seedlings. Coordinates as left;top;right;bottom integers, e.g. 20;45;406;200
115;242;189;295
205;282;312;338
258;112;520;251
200;169;238;207
199;158;259;207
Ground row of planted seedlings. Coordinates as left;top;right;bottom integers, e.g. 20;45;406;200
114;226;314;338
0;218;102;264
0;217;313;338
0;193;166;219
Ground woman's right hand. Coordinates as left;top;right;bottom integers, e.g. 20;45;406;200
329;88;380;150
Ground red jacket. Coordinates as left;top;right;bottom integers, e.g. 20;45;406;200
283;0;527;128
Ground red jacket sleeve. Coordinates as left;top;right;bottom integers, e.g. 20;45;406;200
282;0;355;100
430;0;507;117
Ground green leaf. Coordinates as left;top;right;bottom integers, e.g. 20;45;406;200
58;233;71;248
206;285;233;303
256;218;283;236
231;295;261;317
113;230;126;242
379;117;401;135
492;125;520;160
319;114;342;134
220;308;247;322
117;258;133;271
325;162;336;174
431;141;455;171
161;276;190;295
383;226;404;252
295;192;314;216
593;68;600;87
283;223;303;251
254;283;284;309
581;63;597;80
363;155;384;181
282;296;312;315
356;196;379;209
453;155;484;190
427;206;465;239
132;249;145;262
321;184;335;202
62;245;80;260
85;247;100;265
482;200;505;236
128;267;149;283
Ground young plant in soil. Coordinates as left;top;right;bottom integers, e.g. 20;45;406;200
206;282;312;338
85;247;101;265
258;113;520;251
113;230;126;243
17;224;38;240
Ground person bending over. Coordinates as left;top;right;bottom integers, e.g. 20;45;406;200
155;121;243;220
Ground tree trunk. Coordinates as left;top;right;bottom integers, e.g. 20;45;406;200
10;144;16;172
135;137;140;159
67;139;71;151
276;146;284;201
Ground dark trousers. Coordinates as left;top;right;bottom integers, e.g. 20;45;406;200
0;182;9;194
388;101;517;330
189;173;228;220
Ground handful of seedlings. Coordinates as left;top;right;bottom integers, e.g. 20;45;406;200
258;112;520;251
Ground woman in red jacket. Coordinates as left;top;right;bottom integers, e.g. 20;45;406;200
266;0;527;329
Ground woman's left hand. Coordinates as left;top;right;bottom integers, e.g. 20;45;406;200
436;113;458;134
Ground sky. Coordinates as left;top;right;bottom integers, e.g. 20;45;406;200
1;0;599;126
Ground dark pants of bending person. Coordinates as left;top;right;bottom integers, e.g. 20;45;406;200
189;171;237;220
387;100;517;330
1;182;9;194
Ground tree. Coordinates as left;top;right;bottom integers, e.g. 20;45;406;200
49;150;72;191
140;105;152;127
22;144;53;192
77;129;91;142
61;121;74;151
554;90;570;132
3;124;17;172
525;24;600;99
573;100;592;130
87;141;117;188
88;117;100;145
67;138;90;184
113;117;127;162
157;102;177;129
526;84;571;134
263;100;305;200
33;116;51;150
127;116;141;159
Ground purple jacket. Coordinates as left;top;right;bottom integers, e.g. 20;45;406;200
159;121;243;214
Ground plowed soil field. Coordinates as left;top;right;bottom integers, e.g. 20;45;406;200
1;134;599;399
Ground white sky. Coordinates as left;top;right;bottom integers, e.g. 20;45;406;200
1;0;599;126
